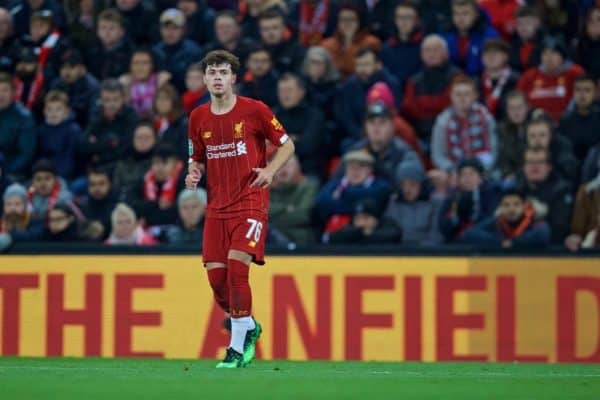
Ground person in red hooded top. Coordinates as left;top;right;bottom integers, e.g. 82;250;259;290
517;35;583;121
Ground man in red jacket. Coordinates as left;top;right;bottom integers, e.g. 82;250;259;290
517;36;583;121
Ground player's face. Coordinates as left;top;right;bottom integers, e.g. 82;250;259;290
203;63;236;97
401;178;421;203
32;172;56;197
526;123;552;149
500;196;525;224
574;81;596;108
179;198;205;227
48;209;74;234
0;10;12;40
506;96;528;125
345;161;372;186
458;167;482;192
3;196;26;217
88;173;111;200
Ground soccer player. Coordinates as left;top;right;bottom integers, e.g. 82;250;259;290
186;50;295;368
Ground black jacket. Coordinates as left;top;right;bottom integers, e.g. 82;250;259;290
158;115;189;161
265;39;306;74
119;1;160;46
237;70;279;108
78;192;118;240
50;73;100;127
0;102;36;179
558;104;600;162
86;38;135;80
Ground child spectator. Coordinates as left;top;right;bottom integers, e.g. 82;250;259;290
28;159;73;221
86;8;134;79
154;83;188;160
182;63;209;113
166;188;207;244
431;77;497;172
37;90;82;181
442;0;499;76
461;187;550;248
120;49;171;118
105;202;157;245
517;36;584;121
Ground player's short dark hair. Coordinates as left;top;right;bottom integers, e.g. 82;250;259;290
355;46;380;61
32;159;56;176
501;187;526;201
200;50;240;75
100;78;125;95
575;73;596;85
258;8;285;22
278;72;306;90
515;5;540;19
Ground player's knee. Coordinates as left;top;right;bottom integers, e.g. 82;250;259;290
227;249;252;264
227;259;249;289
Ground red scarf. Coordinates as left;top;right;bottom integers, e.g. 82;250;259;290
444;103;492;163
299;0;330;46
482;68;511;115
497;203;535;239
143;161;184;207
13;72;44;109
28;180;62;213
38;30;60;68
182;88;207;113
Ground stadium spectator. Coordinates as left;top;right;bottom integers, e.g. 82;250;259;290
320;4;381;78
36;90;82;181
509;6;544;72
274;73;325;178
381;2;423;87
182;63;209;113
238;0;288;41
115;0;159;47
334;47;400;145
478;0;522;39
259;9;306;74
153;83;188;160
203;11;257;71
119;49;171;118
0;72;36;181
105;202;158;245
460;187;551;248
50;49;99;127
495;91;530;184
86;8;134;79
524;114;578;182
238;46;279;107
28;159;73;221
289;0;337;47
479;39;520;118
431;77;497;172
442;0;499;76
439;157;500;242
128;143;185;227
10;0;67;39
383;163;443;246
565;173;600;251
301;46;340;118
325;197;402;244
558;74;600;162
417;0;453;34
517;36;584;121
316;150;391;229
344;102;422;183
166;188;207;244
113;120;157;201
78;167;117;241
152;8;202;93
517;147;573;244
13;47;45;114
80;79;138;169
575;7;600;80
0;183;43;241
582;143;600;184
177;0;215;47
44;202;101;242
66;0;100;52
535;0;580;41
269;155;319;245
402;34;462;142
0;8;17;73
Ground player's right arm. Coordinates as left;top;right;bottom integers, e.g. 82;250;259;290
186;110;206;190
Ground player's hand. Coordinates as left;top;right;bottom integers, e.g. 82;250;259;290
186;162;203;190
250;168;274;188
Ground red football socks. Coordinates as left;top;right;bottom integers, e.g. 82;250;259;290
227;258;252;318
207;267;229;313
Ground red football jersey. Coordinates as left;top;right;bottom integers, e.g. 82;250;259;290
188;96;289;219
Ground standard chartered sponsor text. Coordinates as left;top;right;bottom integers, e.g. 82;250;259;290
207;142;244;159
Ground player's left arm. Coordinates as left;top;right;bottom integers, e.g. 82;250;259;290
251;139;295;188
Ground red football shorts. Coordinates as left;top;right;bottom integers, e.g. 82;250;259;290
202;215;268;265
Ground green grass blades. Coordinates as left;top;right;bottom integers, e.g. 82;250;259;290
0;358;599;400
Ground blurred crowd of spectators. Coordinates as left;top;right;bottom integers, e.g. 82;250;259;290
1;0;600;251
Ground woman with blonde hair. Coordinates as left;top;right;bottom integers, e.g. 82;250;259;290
301;46;340;115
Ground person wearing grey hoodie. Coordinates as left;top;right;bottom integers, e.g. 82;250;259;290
383;163;444;246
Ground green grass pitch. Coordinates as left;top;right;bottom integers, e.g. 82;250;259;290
1;358;599;399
